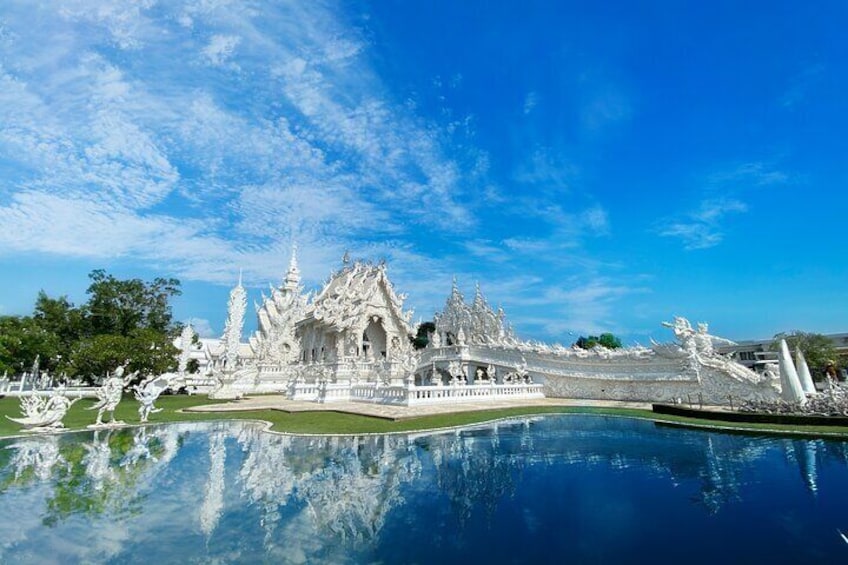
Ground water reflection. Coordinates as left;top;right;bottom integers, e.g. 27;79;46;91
0;416;847;563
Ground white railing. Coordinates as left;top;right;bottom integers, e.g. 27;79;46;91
288;382;320;401
345;382;544;406
406;383;544;405
318;383;351;403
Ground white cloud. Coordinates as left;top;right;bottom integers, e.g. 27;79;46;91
657;198;748;250
523;91;538;114
483;277;646;339
658;161;789;250
202;34;241;67
513;147;578;192
0;0;478;286
705;162;790;189
188;317;216;338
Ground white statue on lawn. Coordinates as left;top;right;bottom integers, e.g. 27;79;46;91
88;362;137;428
7;388;80;431
133;374;175;423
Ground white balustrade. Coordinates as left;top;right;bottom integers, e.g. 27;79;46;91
319;381;544;406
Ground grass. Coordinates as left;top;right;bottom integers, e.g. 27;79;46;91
1;395;848;439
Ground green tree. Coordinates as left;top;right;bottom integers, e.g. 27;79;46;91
574;335;599;349
598;333;623;349
575;333;623;350
33;291;85;353
412;321;436;350
771;331;837;379
84;270;181;336
0;315;60;374
0;271;183;381
67;329;179;384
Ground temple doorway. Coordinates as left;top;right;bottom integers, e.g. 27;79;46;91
363;317;387;359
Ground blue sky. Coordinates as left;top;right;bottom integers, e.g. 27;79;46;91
1;1;846;344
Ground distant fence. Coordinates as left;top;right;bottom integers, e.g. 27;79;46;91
289;381;544;406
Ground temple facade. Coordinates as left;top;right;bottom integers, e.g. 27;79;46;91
205;251;781;407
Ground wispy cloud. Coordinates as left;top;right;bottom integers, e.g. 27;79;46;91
658;161;790;250
0;0;476;286
504;278;648;339
502;204;610;254
705;161;791;189
202;35;241;67
523;91;538;115
657;198;748;250
512;147;578;193
779;63;826;108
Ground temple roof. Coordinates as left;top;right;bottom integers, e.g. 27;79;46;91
299;261;411;332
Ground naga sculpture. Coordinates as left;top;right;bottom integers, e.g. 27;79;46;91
7;389;80;431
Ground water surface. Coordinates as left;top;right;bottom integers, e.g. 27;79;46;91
1;416;847;563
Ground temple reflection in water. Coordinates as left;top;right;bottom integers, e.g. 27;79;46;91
1;417;847;563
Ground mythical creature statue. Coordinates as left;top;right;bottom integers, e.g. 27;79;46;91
88;363;137;427
7;389;80;431
660;317;736;359
133;374;175;423
430;330;442;348
399;350;419;384
447;360;463;384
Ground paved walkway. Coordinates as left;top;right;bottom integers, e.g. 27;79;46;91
185;395;653;420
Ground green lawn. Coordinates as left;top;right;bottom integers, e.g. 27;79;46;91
1;394;848;438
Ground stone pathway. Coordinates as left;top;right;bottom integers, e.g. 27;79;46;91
185;395;653;420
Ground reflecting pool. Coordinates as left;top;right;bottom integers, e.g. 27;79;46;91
1;416;847;563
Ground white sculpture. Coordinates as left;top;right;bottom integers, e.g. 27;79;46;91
249;248;309;365
430;362;441;385
434;279;515;347
456;327;467;346
795;349;816;395
221;271;247;370
447;360;463;383
133;374;174;422
778;339;806;404
177;323;196;376
88;363;137;427
7;389;80;431
695;322;736;355
515;359;529;383
430;330;441;348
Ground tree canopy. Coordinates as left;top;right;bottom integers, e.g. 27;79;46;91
574;333;623;350
412;321;436;350
85;270;181;336
0;270;182;383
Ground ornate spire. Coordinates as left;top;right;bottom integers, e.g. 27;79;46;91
177;322;196;376
284;245;301;291
222;273;247;368
473;282;486;309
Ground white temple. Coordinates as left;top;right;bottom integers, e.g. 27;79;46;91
204;249;782;406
